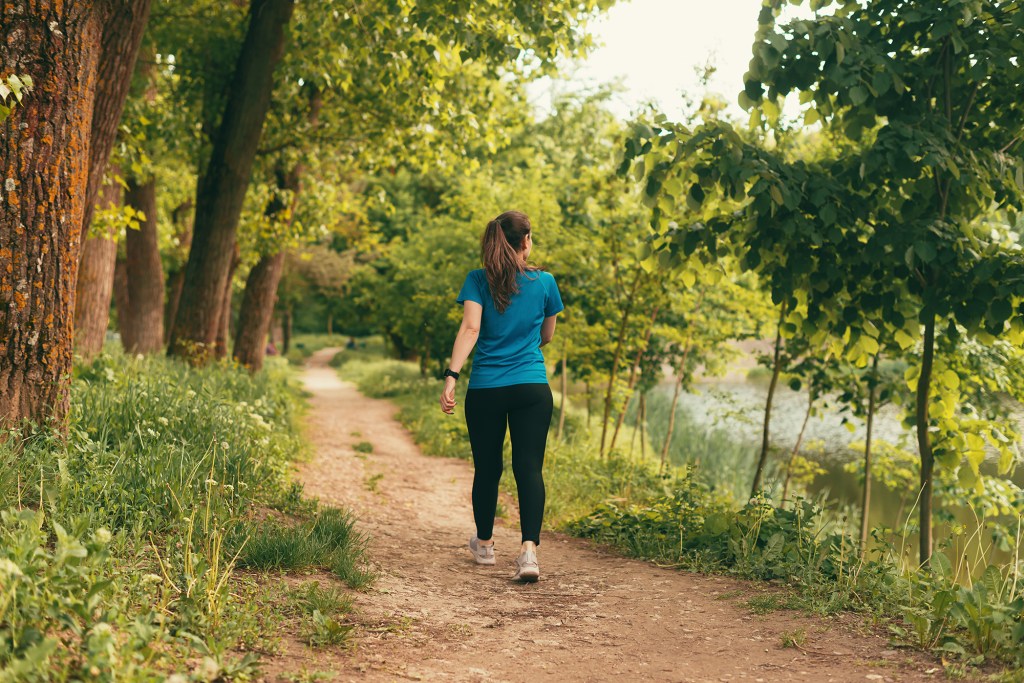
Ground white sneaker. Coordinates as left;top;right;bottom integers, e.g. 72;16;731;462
468;536;495;565
513;549;539;582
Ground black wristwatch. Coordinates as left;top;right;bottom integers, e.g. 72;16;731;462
443;368;460;380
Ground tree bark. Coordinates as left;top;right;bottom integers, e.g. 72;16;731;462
557;349;568;439
781;392;813;506
0;3;106;428
81;0;153;237
917;315;936;566
214;244;240;360
609;305;659;453
750;305;787;498
113;255;133;351
860;353;880;557
73;176;122;361
281;307;293;354
233;251;285;371
600;268;645;457
122;176;164;353
164;199;194;344
168;0;296;363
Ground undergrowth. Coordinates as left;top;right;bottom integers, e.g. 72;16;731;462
0;351;371;681
333;349;1024;672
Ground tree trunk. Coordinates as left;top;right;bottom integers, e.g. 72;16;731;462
600;268;645;457
122;176;164;353
168;0;296;362
639;392;647;461
781;392;814;506
0;3;107;428
860;353;880;557
610;305;659;453
214;244;240;360
750;305;787;498
585;381;592;427
660;343;693;466
113;256;133;351
557;350;568;440
164;200;194;344
917;316;936;566
326;313;333;337
281;307;293;354
73;176;122;361
233;252;285;371
81;0;153;234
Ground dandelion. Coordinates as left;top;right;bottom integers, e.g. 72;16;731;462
220;441;229;451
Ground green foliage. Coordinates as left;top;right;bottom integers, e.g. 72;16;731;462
0;352;360;679
0;73;32;123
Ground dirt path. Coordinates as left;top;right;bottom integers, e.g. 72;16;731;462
263;349;938;683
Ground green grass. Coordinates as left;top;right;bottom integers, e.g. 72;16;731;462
0;350;368;680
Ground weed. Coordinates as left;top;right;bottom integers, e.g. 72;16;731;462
365;473;384;492
780;628;807;648
353;441;374;454
747;594;785;615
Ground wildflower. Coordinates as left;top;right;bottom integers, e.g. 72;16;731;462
93;528;112;544
157;416;169;426
104;368;115;382
146;428;158;438
0;558;23;578
90;623;113;637
205;478;218;487
220;441;229;451
222;484;234;493
141;573;163;585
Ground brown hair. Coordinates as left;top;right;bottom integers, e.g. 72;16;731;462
481;210;533;313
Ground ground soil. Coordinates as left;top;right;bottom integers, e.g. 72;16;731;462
257;349;942;683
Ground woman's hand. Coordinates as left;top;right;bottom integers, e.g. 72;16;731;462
439;376;457;414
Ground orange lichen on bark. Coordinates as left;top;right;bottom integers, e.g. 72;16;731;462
13;292;26;310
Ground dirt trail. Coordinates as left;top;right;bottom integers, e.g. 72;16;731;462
263;349;937;683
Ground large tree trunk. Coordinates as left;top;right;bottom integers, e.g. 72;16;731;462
164;199;194;344
214;244;240;360
0;3;106;428
917;316;936;566
750;305;787;498
81;0;153;234
73;176;122;361
168;0;296;362
233;159;304;371
233;252;285;371
123;176;165;353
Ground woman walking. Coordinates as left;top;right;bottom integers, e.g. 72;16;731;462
439;210;563;582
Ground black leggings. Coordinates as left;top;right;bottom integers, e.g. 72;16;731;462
464;383;553;545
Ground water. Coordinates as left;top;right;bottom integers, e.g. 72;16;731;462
647;376;1024;565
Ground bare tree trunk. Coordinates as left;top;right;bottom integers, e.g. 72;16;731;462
557;349;568;439
73;176;122;361
750;305;787;498
860;353;880;557
600;269;645;457
81;0;153;234
164;200;194;345
214;244;240;360
917;316;936;566
639;392;647;460
113;256;133;351
610;305;659;452
168;0;296;362
123;176;165;353
781;392;813;506
233;252;285;371
0;3;106;427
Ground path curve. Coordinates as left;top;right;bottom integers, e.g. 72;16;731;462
268;349;936;683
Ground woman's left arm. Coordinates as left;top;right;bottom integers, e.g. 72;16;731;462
440;301;482;414
539;315;557;347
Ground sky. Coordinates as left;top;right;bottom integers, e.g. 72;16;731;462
528;0;796;120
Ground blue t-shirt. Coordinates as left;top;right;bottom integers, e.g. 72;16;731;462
456;268;564;389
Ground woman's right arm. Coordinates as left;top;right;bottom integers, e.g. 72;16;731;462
440;301;482;414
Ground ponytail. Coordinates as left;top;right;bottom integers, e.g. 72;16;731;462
481;210;531;313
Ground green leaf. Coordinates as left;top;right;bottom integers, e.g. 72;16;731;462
849;86;868;106
769;184;783;206
913;240;936;263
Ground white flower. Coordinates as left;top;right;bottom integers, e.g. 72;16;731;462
157;417;169;426
104;368;116;381
222;484;234;493
205;478;217;487
93;528;112;544
0;558;23;578
146;428;158;438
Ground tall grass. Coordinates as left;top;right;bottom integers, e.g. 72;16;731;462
0;350;368;680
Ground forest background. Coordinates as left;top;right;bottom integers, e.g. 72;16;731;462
1;0;1024;679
